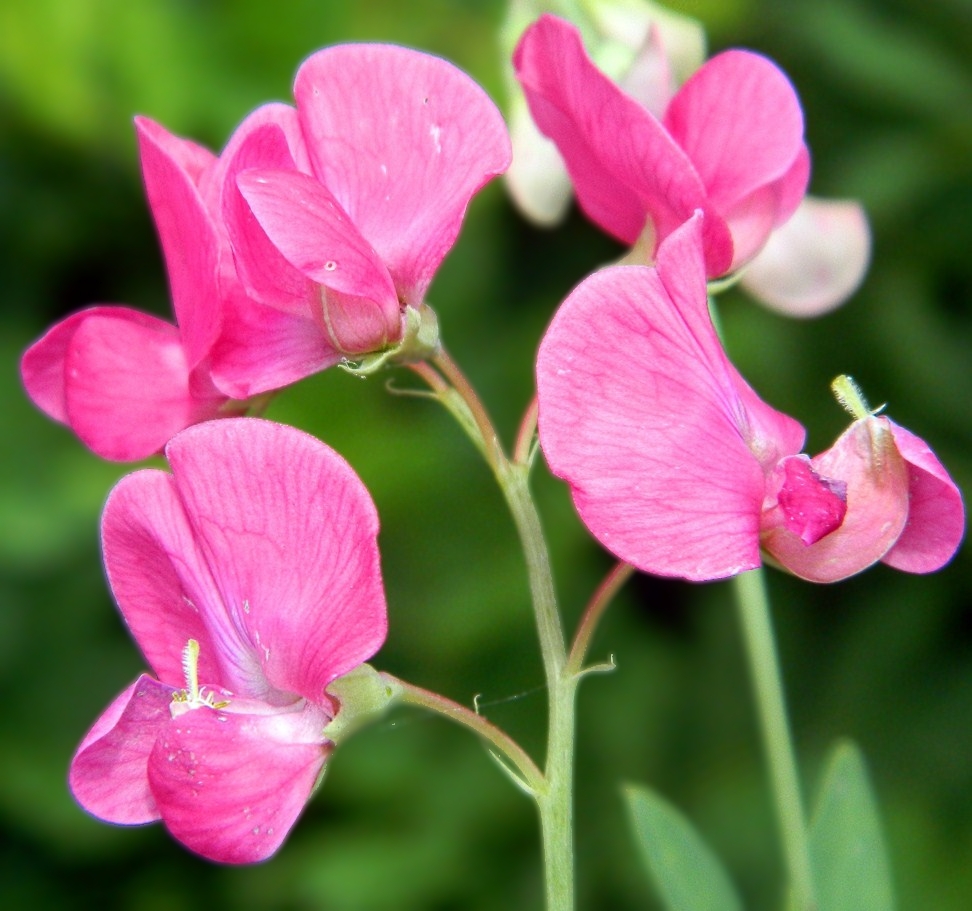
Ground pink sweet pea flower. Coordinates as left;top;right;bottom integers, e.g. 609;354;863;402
536;213;964;582
20;117;242;462
69;418;387;863
513;13;809;278
213;43;512;397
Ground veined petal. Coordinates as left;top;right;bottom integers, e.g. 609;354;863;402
664;50;806;216
209;289;341;399
136;118;222;368
762;416;910;582
514;15;732;275
148;698;330;863
294;43;511;301
69;675;172;825
741;197;871;317
882;421;965;572
164;419;387;704
537;218;797;580
103;470;227;687
237;169;399;332
61;308;223;461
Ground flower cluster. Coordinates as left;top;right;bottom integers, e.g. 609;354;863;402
19;8;964;872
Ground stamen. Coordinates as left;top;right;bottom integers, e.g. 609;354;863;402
172;639;229;711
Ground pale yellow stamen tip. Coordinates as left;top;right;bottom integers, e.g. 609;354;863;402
831;374;885;421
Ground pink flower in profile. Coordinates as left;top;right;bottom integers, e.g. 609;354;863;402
214;43;512;398
536;213;964;582
514;14;809;278
20;117;241;462
69;418;387;863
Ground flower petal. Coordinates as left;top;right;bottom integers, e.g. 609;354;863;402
881;421;965;572
514;15;733;275
148;700;330;863
69;675;173;825
60;308;222;461
103;469;226;687
741;197;871;317
762;417;910;582
537;216;800;580
664;50;805;217
135;117;222;368
164;419;387;703
294;43;511;301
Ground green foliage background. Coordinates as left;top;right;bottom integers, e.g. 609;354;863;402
1;0;969;908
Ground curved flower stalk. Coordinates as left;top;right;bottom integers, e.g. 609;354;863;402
535;213;964;583
218;43;512;396
69;418;387;863
20;117;243;461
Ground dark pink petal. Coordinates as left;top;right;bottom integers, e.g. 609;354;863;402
762;417;910;582
882;421;965;572
237;169;401;353
69;675;172;825
134;116;216;188
537;217;800;580
764;455;847;545
136;117;222;368
209;290;341;398
218;106;317;312
514;15;733;275
294;43;511;300
59;309;223;461
148;699;330;863
103;470;226;687
664;50;806;217
741;197;871;317
164;419;387;704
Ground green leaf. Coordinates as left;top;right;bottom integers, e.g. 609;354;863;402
808;740;896;911
623;783;743;911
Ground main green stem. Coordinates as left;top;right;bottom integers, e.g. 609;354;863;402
733;568;817;911
419;352;576;911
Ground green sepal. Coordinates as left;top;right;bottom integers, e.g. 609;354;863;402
623;783;743;911
805;739;896;911
323;663;402;745
340;304;439;377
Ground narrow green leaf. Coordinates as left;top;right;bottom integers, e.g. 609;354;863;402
808;740;896;911
623;783;743;911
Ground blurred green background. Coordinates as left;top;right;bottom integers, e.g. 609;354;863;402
1;0;970;908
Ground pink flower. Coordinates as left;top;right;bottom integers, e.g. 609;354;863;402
20;117;241;462
513;14;809;278
69;418;387;863
214;43;512;397
536;213;964;582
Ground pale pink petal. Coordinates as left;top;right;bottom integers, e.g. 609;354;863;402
237;169;399;329
164;419;387;704
664;50;805;216
537;217;799;580
741;198;871;317
882;421;965;572
295;43;511;301
514;15;733;275
136;117;222;368
60;309;223;461
148;699;330;863
209;290;340;399
102;469;230;688
69;676;172;825
762;417;910;582
619;24;674;118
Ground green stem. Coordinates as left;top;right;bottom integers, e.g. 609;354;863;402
733;568;817;911
388;674;545;793
409;352;576;911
